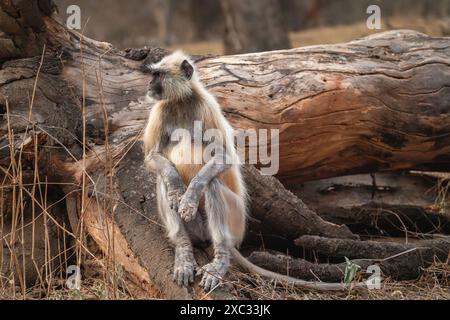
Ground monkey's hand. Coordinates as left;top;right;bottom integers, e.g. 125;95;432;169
178;189;200;223
167;185;186;213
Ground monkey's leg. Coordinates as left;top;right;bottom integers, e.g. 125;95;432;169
179;149;231;222
146;152;186;212
198;179;232;292
158;178;197;287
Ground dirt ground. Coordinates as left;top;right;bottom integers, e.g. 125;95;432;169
1;254;448;300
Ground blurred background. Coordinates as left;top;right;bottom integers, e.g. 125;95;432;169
54;0;450;54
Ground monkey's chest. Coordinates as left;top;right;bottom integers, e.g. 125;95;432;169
166;138;205;185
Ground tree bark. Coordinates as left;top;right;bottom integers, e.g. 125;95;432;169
1;1;449;299
200;33;450;183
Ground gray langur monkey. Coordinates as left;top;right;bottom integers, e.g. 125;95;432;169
143;51;360;292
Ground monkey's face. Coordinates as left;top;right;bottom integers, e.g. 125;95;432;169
148;70;165;100
147;57;195;101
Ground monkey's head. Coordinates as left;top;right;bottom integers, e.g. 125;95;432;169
145;51;196;101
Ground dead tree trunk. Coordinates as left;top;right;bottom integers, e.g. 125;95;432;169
0;1;449;299
291;172;450;236
220;0;291;54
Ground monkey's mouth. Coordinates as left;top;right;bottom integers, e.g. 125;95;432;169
148;91;162;100
147;86;163;101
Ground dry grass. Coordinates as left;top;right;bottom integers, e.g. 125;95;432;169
0;36;128;300
0;251;153;300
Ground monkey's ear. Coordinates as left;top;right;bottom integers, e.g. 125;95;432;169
181;60;194;80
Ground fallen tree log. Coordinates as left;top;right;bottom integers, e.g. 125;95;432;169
2;4;450;183
1;1;449;299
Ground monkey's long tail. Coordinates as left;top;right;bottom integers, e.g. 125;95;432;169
231;248;365;291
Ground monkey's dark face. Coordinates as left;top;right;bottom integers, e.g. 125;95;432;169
148;70;165;100
147;59;195;101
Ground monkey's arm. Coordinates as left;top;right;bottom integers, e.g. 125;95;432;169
178;147;232;222
145;151;186;211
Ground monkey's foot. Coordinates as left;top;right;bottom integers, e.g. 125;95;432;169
197;262;227;292
179;194;199;223
167;185;186;212
173;253;197;288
